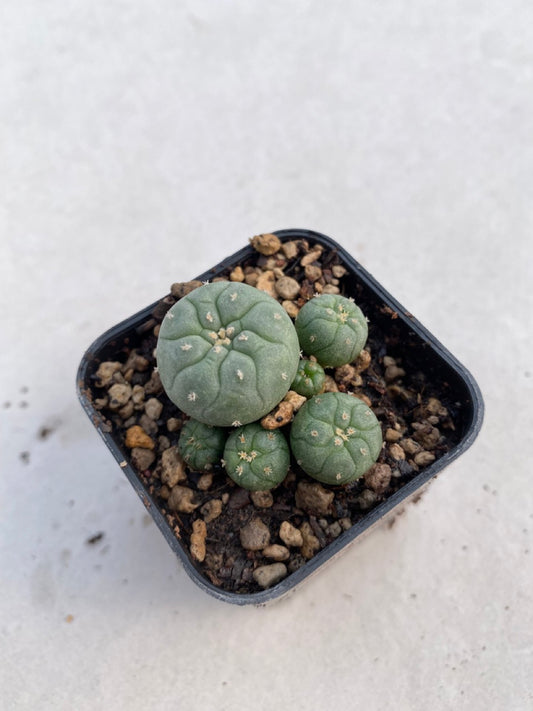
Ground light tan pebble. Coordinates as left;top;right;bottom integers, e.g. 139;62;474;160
94;397;108;410
411;422;441;449
354;349;372;373
153;324;160;337
304;264;322;282
190;519;207;562
275;275;301;300
326;521;342;538
300;247;323;267
230;266;245;282
295;481;334;516
400;438;422;455
382;356;397;367
388;443;406;460
166;417;182;432
221;492;230;505
321;284;340;295
240;518;271;551
385;428;402;442
160;446;187;487
122;350;150;374
170;280;203;298
314;282;324;293
261;400;294;429
364;463;392;494
123;368;134;382
414;451;436;467
125;425;154;450
299;522;321;560
119;401;134;419
283;390;307;412
339;517;352;531
107;383;132;410
281;240;299;259
244;267;260;287
253;563;287;589
322;375;339;393
335;364;359;387
332;265;347;278
158;435;170;452
144;397;163;420
131;384;145;408
130;447;156;471
255;270;277;298
279;520;304;548
197;473;214;491
250;233;282;255
139;413;158;436
384;365;406;382
282;300;300;318
167;485;200;514
250;490;274;508
200;499;223;523
262;544;290;562
158;484;170;500
95;361;123;387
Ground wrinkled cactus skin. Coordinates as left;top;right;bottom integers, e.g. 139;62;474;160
156;282;300;427
290;392;382;485
295;294;368;368
177;418;226;472
224;423;290;490
290;359;325;398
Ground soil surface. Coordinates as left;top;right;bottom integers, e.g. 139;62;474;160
85;235;463;594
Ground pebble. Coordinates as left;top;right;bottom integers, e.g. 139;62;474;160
326;521;342;538
130;447;156;471
252;563;287;589
170;280;203;298
96;361;123;387
125;425;154;450
385;428;402;442
119;401;134;419
122;350;150;373
275;276;301;300
250;233;282;255
139;413;158;436
321;284;340;295
144;370;163;396
262;544;290;562
364;463;392;494
388;443;406;460
131;384;145;408
282;300;300;318
357;489;378;510
157;435;170;452
385;365;406;382
299;522;321;559
331;265;347;278
166;417;182;432
167;485;199;513
250;490;274;508
107;383;132;410
400;438;421;455
339;517;352;531
414;451;436;467
144;397;163;420
295;481;334;516
300;247;323;267
190;519;207;562
283;390;306;412
354;349;372;373
281;240;299;259
160;446;187;487
322;375;339;392
255;270;277;298
201;499;223;523
279;520;304;548
261;400;293;429
197;473;213;491
412;422;441;450
304;264;322;282
239;518;271;551
230;266;245;282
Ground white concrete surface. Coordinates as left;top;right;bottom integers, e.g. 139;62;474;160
1;2;532;709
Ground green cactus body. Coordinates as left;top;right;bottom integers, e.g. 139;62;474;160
290;392;382;485
224;423;290;491
295;294;368;368
177;418;226;472
290;359;326;398
156;281;300;427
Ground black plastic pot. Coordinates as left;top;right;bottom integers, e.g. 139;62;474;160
77;229;484;605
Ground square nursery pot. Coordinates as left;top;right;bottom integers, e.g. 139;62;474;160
77;228;483;605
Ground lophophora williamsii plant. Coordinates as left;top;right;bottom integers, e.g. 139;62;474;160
156;280;382;491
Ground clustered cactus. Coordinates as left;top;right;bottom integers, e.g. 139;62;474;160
157;280;382;491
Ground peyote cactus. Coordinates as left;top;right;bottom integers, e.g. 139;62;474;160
290;358;326;398
224;423;290;491
295;294;368;368
177;418;226;472
290;392;382;485
156;281;300;427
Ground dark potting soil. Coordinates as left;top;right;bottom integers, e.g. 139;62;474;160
86;236;462;594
